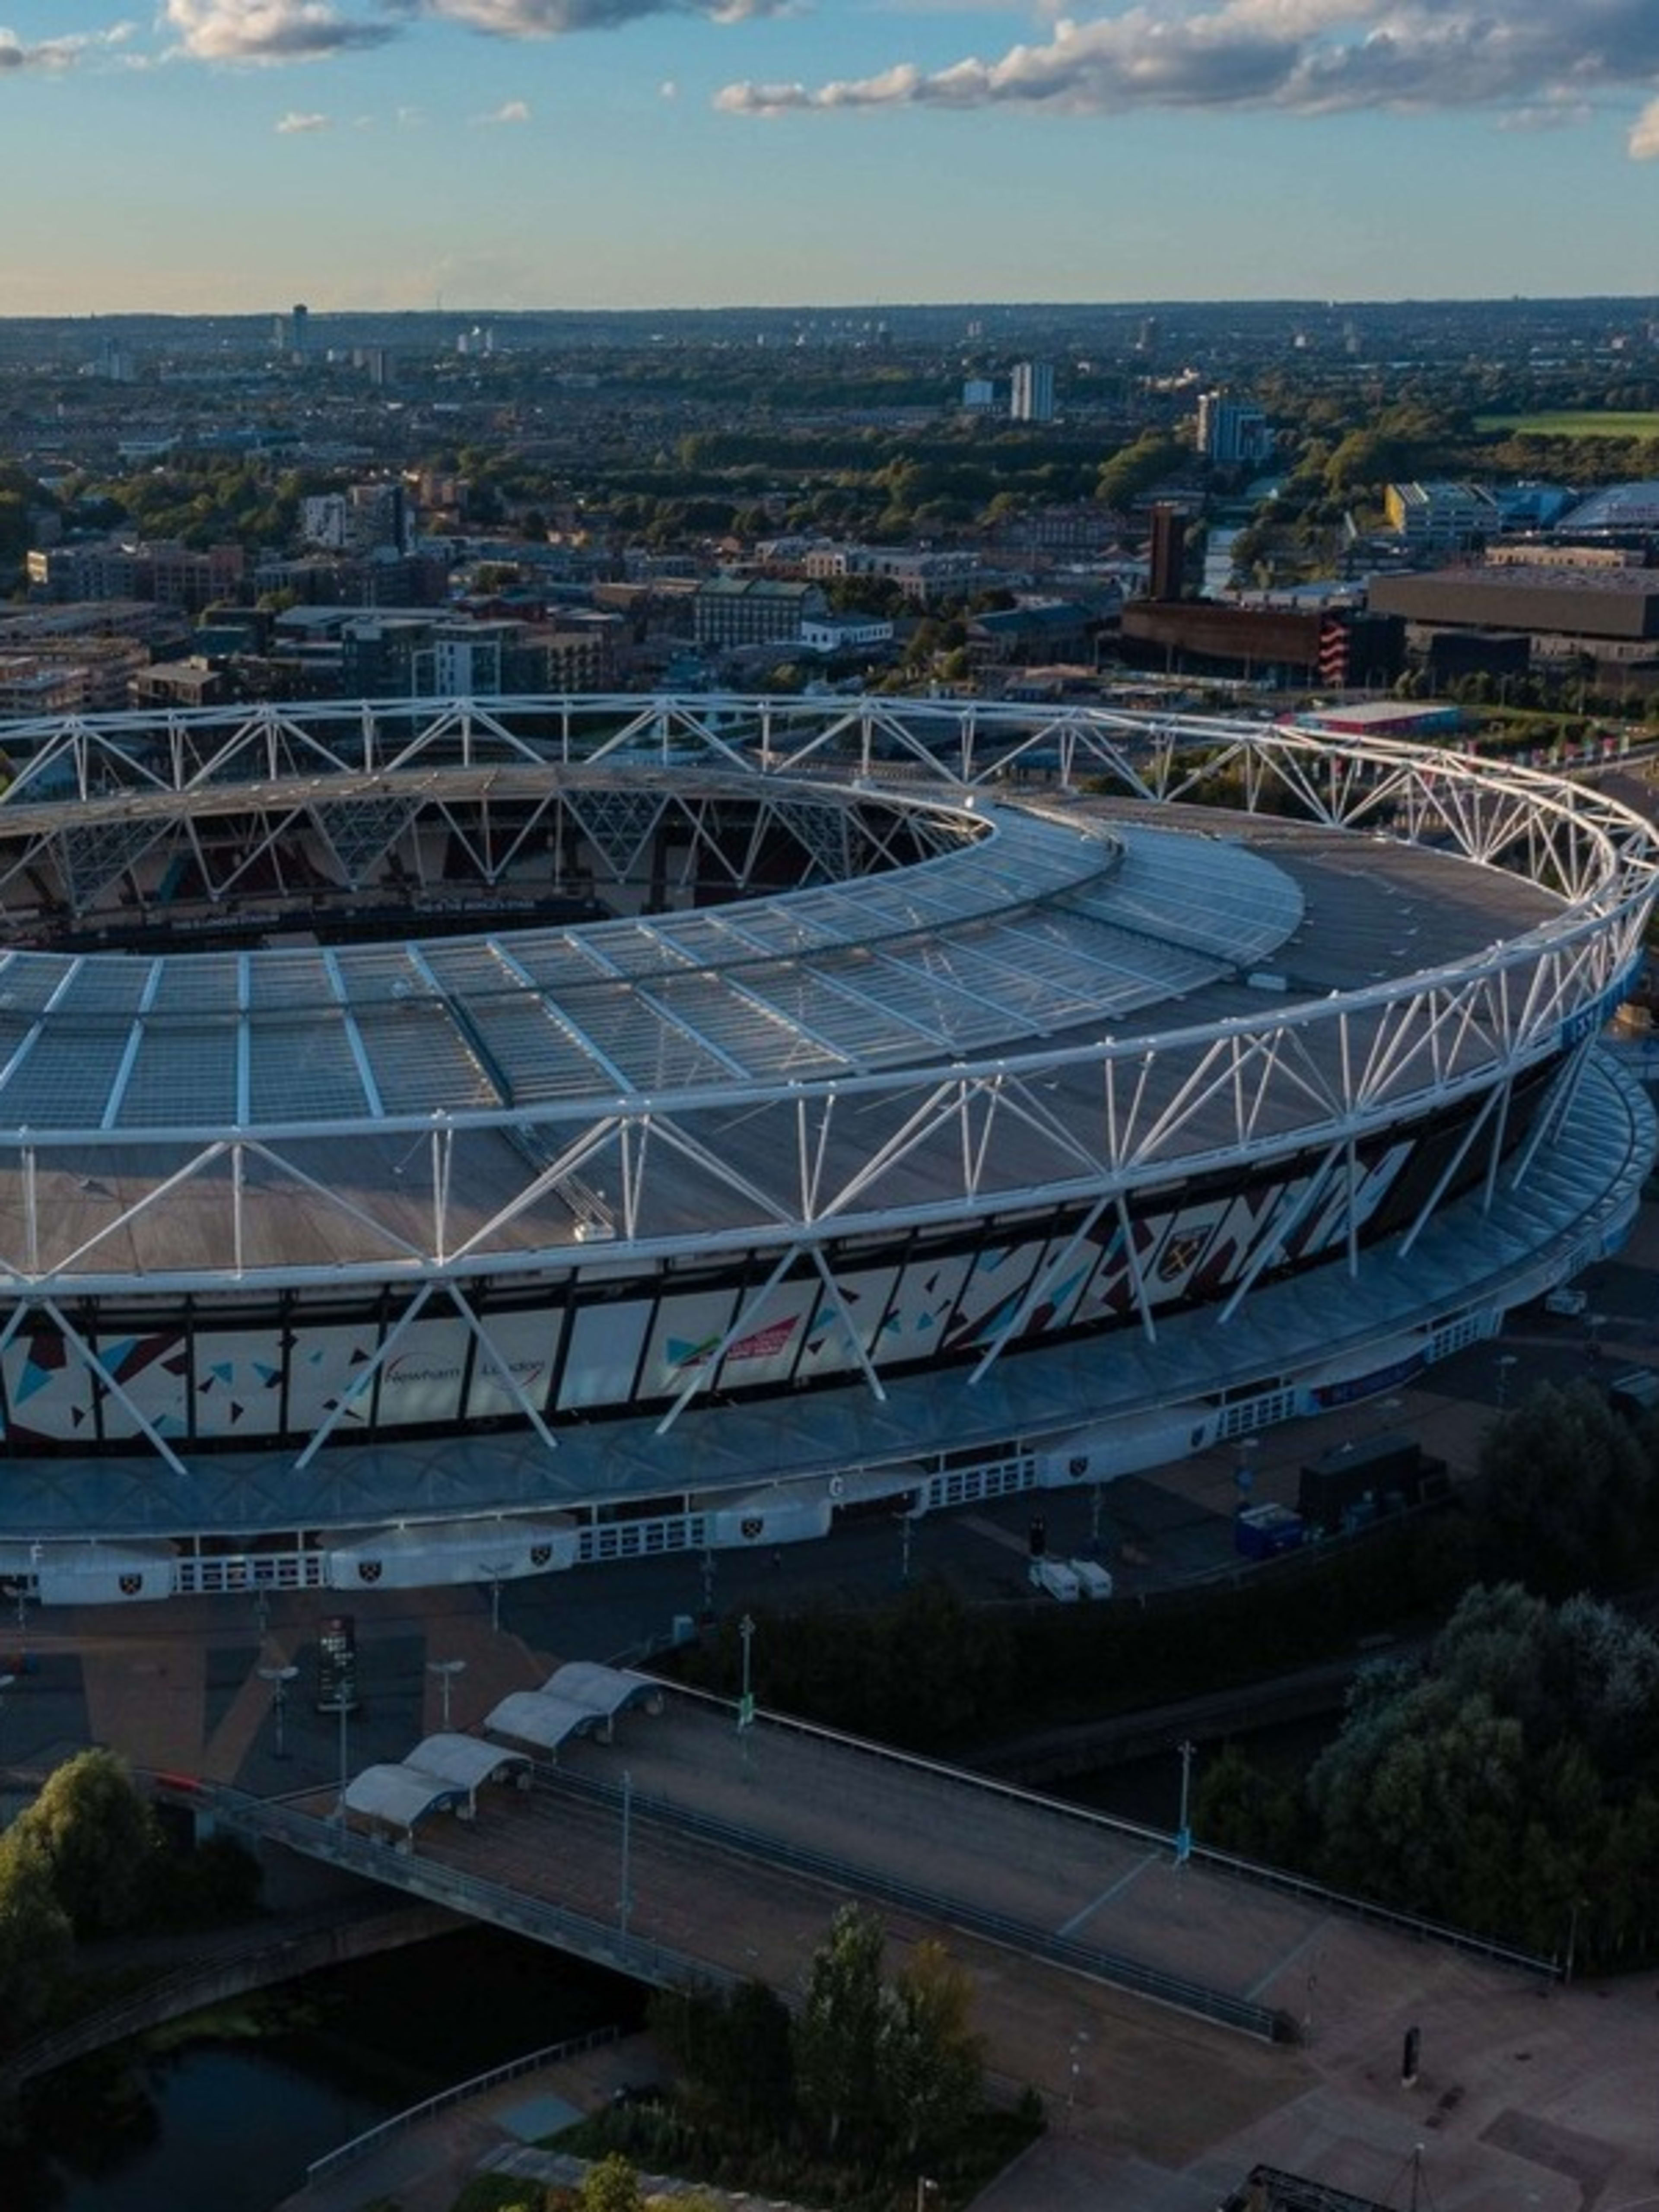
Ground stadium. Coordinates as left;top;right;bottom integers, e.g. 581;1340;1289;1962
0;694;1649;1608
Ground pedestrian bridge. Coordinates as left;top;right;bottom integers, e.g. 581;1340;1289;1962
179;1686;1550;2063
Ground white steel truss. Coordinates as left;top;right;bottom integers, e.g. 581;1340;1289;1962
0;697;1640;1312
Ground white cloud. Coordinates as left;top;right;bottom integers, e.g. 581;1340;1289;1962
158;0;782;64
275;105;333;127
417;0;780;29
1633;95;1659;159
475;95;531;119
716;0;1659;161
659;75;677;97
164;1;396;62
0;20;133;73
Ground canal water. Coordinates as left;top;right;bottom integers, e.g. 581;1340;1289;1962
1;1928;644;2212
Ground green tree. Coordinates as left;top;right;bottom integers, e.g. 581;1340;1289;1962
16;1748;161;1936
1192;1742;1307;1864
794;1902;888;2154
578;2153;642;2212
1479;1380;1654;1595
881;1938;984;2160
0;1825;75;2044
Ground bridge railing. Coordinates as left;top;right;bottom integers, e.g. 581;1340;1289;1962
539;1762;1292;2044
201;1784;737;1997
306;2022;626;2187
641;1681;1558;1983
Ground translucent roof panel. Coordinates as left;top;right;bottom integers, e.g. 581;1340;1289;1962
248;1017;374;1122
354;1007;501;1114
119;1022;240;1127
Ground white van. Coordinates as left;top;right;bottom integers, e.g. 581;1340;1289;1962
1545;1286;1589;1317
1030;1558;1082;1603
1068;1557;1115;1601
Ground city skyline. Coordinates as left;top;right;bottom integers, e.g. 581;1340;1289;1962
1;0;1657;315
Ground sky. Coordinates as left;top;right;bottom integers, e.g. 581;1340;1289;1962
0;0;1656;314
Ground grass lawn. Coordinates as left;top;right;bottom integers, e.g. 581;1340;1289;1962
1474;411;1659;439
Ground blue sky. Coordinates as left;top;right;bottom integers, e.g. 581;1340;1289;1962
1;0;1656;312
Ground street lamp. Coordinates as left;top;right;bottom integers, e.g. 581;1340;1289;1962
427;1656;466;1732
1495;1354;1519;1411
477;1560;513;1634
896;1509;913;1587
1176;1739;1196;1865
1066;2028;1090;2128
257;1662;298;1760
618;1768;634;1939
737;1613;756;1732
328;1693;352;1821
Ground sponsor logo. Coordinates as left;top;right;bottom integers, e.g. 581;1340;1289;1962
382;1352;547;1391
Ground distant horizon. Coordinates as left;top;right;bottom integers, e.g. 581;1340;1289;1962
3;291;1657;327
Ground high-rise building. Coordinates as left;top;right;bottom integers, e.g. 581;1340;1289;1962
1147;506;1188;603
1010;360;1056;424
1196;391;1271;466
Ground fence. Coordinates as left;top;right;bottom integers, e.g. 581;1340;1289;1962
306;2022;626;2187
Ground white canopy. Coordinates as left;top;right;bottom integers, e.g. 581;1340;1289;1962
343;1763;466;1833
405;1732;531;1793
543;1662;662;1719
483;1690;603;1754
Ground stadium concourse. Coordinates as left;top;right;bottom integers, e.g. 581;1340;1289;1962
0;694;1647;1612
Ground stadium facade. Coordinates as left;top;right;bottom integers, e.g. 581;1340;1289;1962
0;695;1649;1608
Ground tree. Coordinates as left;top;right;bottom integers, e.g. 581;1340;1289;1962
648;1977;792;2131
1192;1742;1307;1864
1479;1380;1653;1595
0;1825;74;2045
16;1748;161;1936
880;1939;984;2160
794;1903;888;2154
578;2153;642;2212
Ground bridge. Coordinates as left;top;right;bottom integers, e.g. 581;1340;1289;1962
180;1682;1554;2142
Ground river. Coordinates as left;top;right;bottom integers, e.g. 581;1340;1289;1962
1;1928;643;2212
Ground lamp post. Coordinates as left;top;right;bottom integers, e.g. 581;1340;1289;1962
427;1656;466;1732
1066;2028;1089;2129
257;1662;298;1761
1495;1354;1519;1411
618;1768;634;1940
331;1693;351;1821
1176;1739;1196;1865
737;1613;756;1732
478;1560;513;1634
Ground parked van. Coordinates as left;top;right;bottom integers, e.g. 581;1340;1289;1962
1068;1557;1115;1600
1545;1286;1589;1317
1029;1559;1081;1603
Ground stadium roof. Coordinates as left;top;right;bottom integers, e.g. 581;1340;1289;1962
1557;480;1659;531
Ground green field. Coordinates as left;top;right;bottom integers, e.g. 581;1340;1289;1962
1475;411;1659;439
